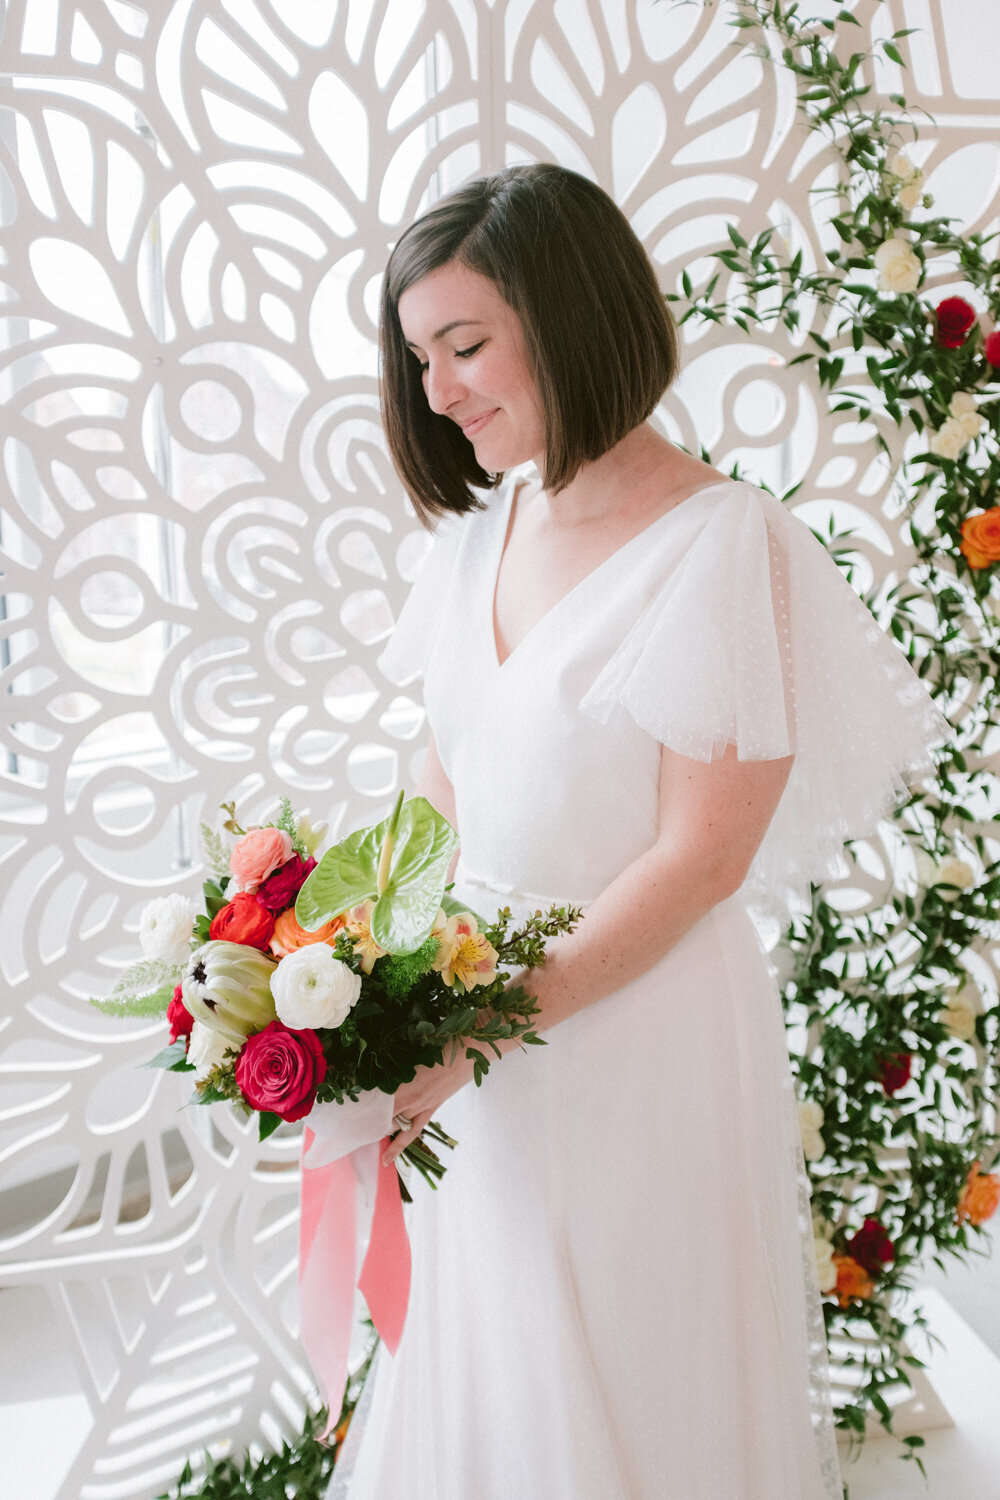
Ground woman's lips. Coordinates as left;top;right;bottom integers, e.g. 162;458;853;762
460;409;498;436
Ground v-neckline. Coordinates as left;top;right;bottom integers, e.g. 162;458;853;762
488;473;736;672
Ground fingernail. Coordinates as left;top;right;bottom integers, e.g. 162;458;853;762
382;1154;393;1168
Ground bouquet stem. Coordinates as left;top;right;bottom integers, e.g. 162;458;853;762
398;1118;457;1197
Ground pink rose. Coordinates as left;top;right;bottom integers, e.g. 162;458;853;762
256;854;316;913
230;827;294;887
234;1019;326;1121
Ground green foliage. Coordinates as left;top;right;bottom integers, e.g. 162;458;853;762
158;1405;336;1500
200;821;232;879
379;935;439;1001
89;958;183;1018
679;0;1000;1468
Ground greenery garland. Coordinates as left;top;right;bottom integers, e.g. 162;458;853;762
162;3;1000;1492
672;0;1000;1474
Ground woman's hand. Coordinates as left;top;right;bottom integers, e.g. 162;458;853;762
382;1046;478;1167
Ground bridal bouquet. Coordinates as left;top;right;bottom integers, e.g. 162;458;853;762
91;792;580;1187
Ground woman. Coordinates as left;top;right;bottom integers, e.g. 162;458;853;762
330;165;946;1499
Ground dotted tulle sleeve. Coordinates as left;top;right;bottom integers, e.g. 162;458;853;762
377;510;466;686
579;483;951;917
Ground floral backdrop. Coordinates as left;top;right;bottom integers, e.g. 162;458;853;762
0;0;998;1494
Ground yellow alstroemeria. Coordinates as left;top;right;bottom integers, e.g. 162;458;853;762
343;899;387;975
434;912;499;993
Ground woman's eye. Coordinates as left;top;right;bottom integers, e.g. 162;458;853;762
455;342;484;359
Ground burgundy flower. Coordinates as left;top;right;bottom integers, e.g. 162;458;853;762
234;1019;326;1121
255;854;317;913
934;296;977;349
984;330;1000;367
878;1051;913;1095
209;892;275;952
846;1217;895;1276
167;984;195;1048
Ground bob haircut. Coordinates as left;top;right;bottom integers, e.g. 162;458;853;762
379;163;679;526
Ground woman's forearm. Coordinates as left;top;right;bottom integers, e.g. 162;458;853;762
496;840;741;1044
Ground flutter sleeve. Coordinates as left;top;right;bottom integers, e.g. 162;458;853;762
579;483;950;916
377;510;466;685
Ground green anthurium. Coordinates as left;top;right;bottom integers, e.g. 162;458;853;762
295;791;459;955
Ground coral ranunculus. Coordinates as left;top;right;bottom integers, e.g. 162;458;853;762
256;854;316;913
984;329;1000;367
878;1051;913;1095
847;1217;895;1275
167;984;195;1047
230;827;294;887
957;1160;1000;1227
831;1253;875;1308
934;295;977;348
960;508;1000;570
270;906;344;958
234;1018;326;1121
209;892;275;952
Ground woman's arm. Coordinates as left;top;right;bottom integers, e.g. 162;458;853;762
413;728;461;881
383;740;792;1164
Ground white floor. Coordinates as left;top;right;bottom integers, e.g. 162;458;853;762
3;1279;1000;1499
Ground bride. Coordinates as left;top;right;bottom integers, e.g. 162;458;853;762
327;163;946;1499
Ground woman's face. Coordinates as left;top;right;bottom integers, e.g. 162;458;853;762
397;259;546;472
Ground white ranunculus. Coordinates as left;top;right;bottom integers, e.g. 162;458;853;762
929;417;968;460
814;1236;838;1295
271;944;362;1029
188;1021;234;1079
139;893;196;962
874;236;921;293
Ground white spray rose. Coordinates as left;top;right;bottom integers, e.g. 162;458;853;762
929;417;968;460
188;1021;234;1079
271;944;362;1029
949;391;984;441
887;149;915;179
139;893;196;962
940;979;980;1042
934;858;975;900
798;1100;826;1162
814;1236;838;1295
897;181;924;211
874;237;921;293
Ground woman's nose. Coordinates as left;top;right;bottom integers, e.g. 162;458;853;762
424;360;465;415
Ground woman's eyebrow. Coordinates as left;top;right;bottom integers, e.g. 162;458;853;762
404;319;484;349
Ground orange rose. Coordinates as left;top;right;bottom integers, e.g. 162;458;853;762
957;1160;1000;1226
831;1252;875;1308
959;508;1000;569
270;907;344;958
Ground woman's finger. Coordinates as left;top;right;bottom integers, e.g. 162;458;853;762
383;1107;433;1166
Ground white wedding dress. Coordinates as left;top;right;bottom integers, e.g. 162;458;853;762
330;472;947;1499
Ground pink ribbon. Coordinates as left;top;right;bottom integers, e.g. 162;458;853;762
299;1130;412;1438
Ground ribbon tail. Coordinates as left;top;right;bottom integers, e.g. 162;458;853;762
299;1130;358;1440
358;1136;412;1355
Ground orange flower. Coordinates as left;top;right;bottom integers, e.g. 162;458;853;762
270;907;344;958
831;1252;875;1308
959;508;1000;569
957;1160;1000;1226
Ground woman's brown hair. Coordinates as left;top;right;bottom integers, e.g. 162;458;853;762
379;164;679;526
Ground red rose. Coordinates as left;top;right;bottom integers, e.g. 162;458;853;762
878;1051;913;1095
934;296;977;349
984;330;1000;367
209;892;275;952
234;1019;326;1121
846;1217;895;1276
255;854;317;913
168;984;195;1048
